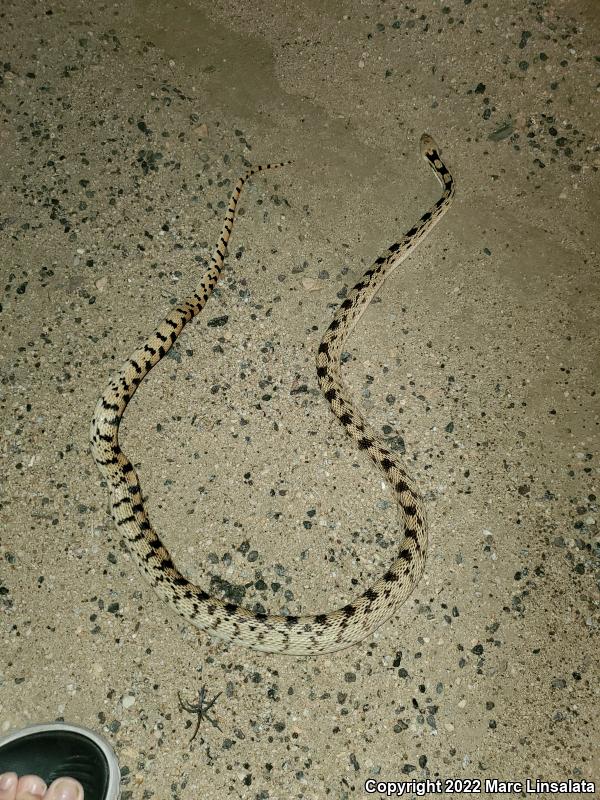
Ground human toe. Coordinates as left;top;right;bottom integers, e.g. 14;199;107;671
44;778;83;800
0;772;18;800
14;774;47;799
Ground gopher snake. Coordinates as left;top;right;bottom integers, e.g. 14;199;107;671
91;134;455;655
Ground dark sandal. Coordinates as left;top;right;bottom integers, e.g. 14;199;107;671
0;723;120;799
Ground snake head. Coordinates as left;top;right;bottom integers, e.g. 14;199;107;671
419;133;439;159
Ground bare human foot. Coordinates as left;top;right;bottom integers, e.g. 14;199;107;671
0;772;83;800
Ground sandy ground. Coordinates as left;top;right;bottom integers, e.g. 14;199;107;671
1;0;599;798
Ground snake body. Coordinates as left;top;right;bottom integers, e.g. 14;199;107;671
91;134;455;655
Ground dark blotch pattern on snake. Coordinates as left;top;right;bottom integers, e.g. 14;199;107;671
91;135;455;654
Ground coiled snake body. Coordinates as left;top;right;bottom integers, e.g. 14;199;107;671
91;134;455;655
